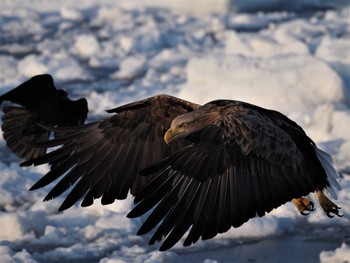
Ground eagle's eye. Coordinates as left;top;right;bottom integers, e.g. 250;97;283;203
179;123;186;129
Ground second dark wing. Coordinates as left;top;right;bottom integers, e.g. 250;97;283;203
0;75;88;160
128;100;328;250
0;75;56;159
0;74;56;110
21;95;199;211
2;106;49;159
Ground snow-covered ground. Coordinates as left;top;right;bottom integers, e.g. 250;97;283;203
1;0;350;262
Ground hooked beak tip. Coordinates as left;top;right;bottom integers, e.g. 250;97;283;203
164;129;173;145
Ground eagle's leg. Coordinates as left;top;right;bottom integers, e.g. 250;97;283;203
292;197;315;216
317;190;343;218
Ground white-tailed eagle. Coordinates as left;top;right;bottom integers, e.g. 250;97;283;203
0;75;342;251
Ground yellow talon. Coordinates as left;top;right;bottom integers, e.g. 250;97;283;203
317;190;343;218
292;197;315;216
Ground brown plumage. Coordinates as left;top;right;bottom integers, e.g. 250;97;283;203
21;95;199;208
0;74;88;160
8;90;341;250
128;100;341;250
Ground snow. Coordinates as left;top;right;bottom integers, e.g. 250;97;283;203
320;243;350;263
111;55;147;80
18;55;49;78
73;34;101;58
228;0;350;12
0;0;350;262
181;54;344;113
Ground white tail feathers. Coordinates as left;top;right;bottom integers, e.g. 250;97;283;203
315;147;341;200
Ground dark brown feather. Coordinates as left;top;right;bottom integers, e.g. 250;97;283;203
0;74;88;161
21;95;199;212
8;88;334;251
128;99;330;250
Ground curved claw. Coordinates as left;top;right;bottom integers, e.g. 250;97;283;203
309;201;316;211
326;206;343;218
333;209;344;218
301;210;310;216
293;198;316;216
317;190;343;219
300;201;315;216
326;212;335;218
310;202;316;211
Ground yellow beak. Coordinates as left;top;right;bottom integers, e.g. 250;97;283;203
164;128;174;145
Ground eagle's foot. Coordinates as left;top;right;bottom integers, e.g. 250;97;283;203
292;197;315;216
317;190;343;218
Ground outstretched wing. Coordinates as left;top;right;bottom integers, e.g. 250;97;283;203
128;100;329;250
0;75;88;160
1;106;49;159
53;97;89;136
22;95;199;211
0;74;55;110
